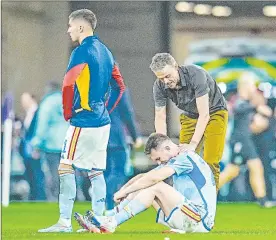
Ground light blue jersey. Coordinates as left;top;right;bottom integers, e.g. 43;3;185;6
161;151;217;231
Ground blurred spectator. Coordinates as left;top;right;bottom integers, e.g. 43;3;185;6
19;92;46;200
251;90;276;200
31;82;69;201
104;87;142;209
219;73;275;207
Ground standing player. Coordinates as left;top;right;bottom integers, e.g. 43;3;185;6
38;9;125;232
75;133;217;234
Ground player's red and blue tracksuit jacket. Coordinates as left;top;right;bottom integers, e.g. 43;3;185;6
62;35;125;127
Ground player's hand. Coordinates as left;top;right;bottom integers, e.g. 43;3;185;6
114;190;127;203
179;142;197;152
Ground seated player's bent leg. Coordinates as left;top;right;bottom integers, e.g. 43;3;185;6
105;191;140;216
151;181;184;217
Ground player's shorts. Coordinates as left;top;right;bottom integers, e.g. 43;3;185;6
230;137;259;166
60;124;110;171
156;197;211;233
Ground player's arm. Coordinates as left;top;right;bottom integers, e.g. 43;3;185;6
106;63;126;113
62;49;87;121
189;93;210;149
153;81;167;135
115;155;194;202
256;105;272;118
120;173;144;191
119;166;160;192
118;167;175;198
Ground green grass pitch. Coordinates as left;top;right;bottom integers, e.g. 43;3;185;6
2;202;276;240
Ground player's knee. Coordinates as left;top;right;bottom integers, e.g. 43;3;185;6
151;181;167;194
58;163;74;175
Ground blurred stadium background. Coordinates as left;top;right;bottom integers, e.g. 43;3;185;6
1;1;276;239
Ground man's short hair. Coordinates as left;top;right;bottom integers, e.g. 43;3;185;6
149;53;177;72
144;133;170;155
69;9;97;31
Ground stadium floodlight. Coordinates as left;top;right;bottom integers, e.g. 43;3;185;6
263;6;276;17
193;4;212;15
212;6;232;17
175;2;194;13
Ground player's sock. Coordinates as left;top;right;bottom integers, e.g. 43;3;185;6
88;170;106;215
105;199;130;216
114;200;146;225
59;172;76;226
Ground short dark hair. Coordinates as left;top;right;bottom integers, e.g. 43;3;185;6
149;53;177;72
69;9;97;31
144;133;170;155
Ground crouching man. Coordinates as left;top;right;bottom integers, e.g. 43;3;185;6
75;133;217;234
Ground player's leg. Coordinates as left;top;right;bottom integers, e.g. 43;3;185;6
247;158;267;203
104;191;139;216
219;163;240;189
87;182;185;233
86;124;110;215
88;170;106;215
247;157;276;207
38;126;79;233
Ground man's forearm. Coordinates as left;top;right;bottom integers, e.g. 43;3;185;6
120;174;144;190
155;118;167;135
190;114;210;146
122;174;157;196
155;107;167;134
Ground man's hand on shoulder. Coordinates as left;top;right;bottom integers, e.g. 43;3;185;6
179;142;197;152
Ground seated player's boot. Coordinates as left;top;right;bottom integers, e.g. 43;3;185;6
86;210;117;233
104;208;117;217
74;212;101;233
38;222;72;233
76;228;89;233
162;228;186;234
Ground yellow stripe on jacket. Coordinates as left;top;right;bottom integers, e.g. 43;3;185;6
76;64;91;111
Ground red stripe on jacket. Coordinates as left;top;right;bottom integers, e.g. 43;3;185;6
107;64;126;113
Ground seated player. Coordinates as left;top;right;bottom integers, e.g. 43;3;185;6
74;133;217;234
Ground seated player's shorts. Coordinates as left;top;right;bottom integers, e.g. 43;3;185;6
60;124;110;171
156;197;211;233
230;137;259;166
